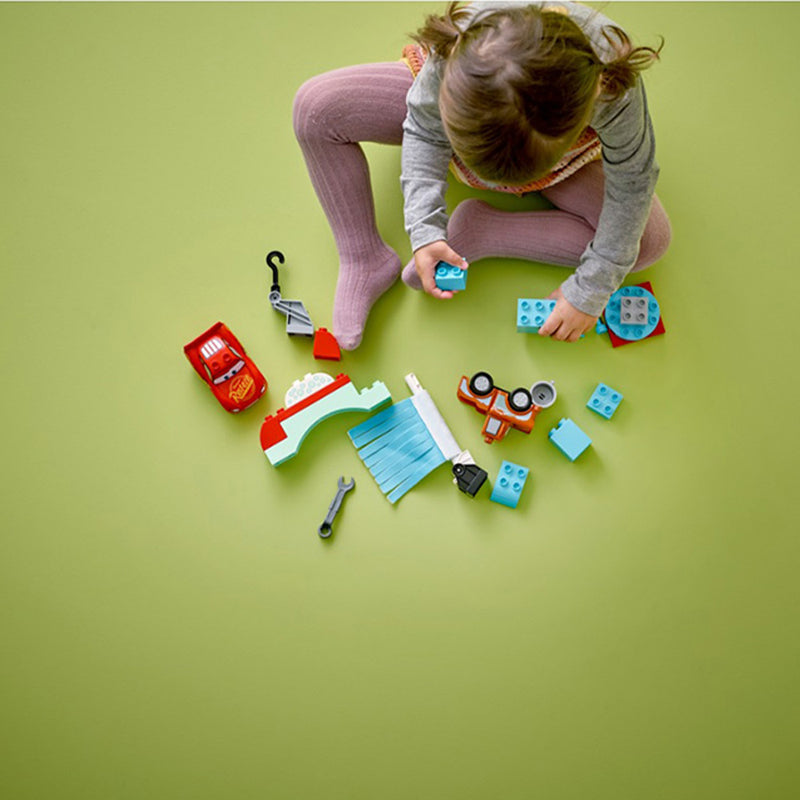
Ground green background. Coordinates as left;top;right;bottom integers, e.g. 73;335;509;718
2;2;799;798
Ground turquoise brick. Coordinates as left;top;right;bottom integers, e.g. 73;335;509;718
434;262;468;291
517;298;555;333
490;461;529;509
586;383;623;419
548;418;592;461
595;317;608;335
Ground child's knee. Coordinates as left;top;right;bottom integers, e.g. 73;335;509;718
292;74;337;144
632;197;672;271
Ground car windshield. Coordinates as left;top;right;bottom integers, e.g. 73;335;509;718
212;359;245;385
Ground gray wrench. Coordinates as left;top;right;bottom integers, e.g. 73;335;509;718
318;477;355;538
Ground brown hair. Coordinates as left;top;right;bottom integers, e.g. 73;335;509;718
412;2;663;184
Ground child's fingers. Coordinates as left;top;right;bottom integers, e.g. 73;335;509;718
420;266;452;299
442;247;469;270
425;278;454;300
538;313;559;337
539;314;575;341
426;284;453;300
419;265;436;293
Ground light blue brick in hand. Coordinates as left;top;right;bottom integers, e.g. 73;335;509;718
548;418;592;461
490;461;529;509
586;383;623;420
517;299;556;332
434;262;468;291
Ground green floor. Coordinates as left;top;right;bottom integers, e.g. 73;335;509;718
2;2;799;798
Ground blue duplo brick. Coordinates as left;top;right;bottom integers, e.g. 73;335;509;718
434;262;468;291
586;383;623;420
490;460;529;509
517;298;555;333
548;418;592;461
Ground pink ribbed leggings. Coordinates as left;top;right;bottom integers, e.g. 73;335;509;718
293;61;671;350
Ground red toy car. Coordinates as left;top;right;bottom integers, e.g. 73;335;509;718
184;322;267;413
457;371;556;443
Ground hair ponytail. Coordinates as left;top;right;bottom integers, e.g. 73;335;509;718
411;1;471;58
600;26;664;98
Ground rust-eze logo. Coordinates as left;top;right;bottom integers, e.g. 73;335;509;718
229;374;255;404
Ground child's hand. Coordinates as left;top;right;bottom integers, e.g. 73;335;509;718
538;287;599;342
413;241;469;299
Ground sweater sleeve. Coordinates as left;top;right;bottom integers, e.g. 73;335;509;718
400;56;454;252
399;1;526;251
560;78;660;317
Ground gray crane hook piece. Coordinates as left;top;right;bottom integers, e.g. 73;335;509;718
265;250;314;337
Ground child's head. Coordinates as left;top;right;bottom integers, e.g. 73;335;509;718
414;2;661;185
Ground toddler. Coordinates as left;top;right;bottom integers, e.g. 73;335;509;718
293;1;671;349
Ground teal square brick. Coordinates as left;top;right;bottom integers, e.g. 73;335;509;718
587;383;623;419
490;461;529;509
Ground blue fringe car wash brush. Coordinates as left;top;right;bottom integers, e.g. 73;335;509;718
348;373;488;503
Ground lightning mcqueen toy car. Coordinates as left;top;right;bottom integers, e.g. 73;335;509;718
184;322;267;413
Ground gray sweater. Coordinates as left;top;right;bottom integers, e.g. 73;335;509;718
401;0;660;316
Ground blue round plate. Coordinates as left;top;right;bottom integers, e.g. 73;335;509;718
605;286;660;341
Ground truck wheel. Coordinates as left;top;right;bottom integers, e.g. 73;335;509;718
508;388;533;413
469;372;494;396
